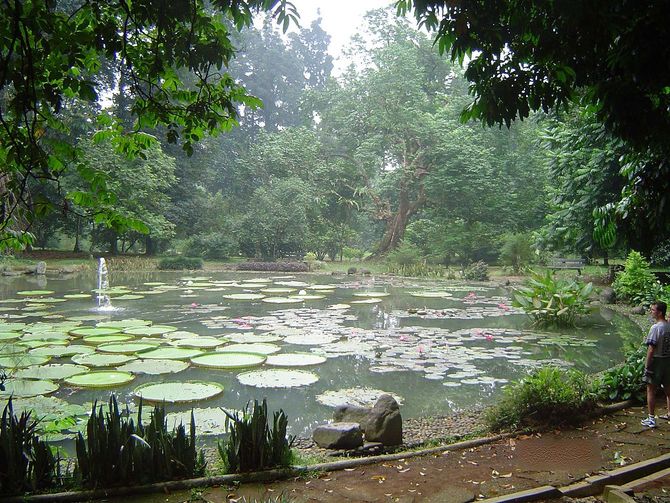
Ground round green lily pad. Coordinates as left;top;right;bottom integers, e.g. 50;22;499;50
315;387;404;408
409;291;453;298
17;290;55;296
29;345;94;358
21;332;70;342
97;341;159;354
191;352;267;369
112;294;145;301
96;319;152;329
71;353;136;367
261;297;304;304
83;334;134;345
289;294;325;301
350;298;383;304
260;287;296;294
140;347;204;360
0;379;58;397
222;293;266;300
169;337;225;349
134;381;224;403
0;322;27;331
0;354;50;368
27;297;66;304
266;353;327;367
0;332;21;341
353;292;389;297
308;285;338;290
69;327;121;337
124;325;178;336
237;369;319;388
15;363;90;380
65;370;135;388
117;359;189;375
227;333;282;344
217;343;281;355
63;293;92;299
328;304;351;310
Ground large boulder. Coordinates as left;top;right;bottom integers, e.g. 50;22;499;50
312;422;363;449
600;287;616;304
35;261;47;275
333;394;402;446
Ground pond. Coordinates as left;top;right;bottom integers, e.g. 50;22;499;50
0;270;640;440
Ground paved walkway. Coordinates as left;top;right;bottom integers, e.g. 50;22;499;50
110;405;670;503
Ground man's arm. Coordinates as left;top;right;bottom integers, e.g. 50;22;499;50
646;344;656;372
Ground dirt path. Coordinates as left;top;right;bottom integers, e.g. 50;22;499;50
110;406;670;503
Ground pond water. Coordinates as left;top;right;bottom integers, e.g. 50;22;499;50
0;270;640;440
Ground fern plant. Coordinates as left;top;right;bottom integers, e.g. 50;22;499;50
512;270;593;326
612;251;658;304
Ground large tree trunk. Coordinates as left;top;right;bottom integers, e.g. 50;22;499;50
145;235;157;255
73;216;81;252
372;185;424;257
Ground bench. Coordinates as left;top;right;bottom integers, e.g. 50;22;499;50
550;257;586;274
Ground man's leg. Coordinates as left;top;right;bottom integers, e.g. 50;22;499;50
647;383;657;416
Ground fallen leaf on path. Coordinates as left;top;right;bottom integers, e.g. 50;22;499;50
398;468;410;473
500;473;512;478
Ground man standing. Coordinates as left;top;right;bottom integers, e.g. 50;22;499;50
641;301;670;428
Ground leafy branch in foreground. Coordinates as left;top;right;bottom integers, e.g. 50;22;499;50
512;270;593;326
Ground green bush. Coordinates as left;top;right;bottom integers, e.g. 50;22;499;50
1;398;64;495
386;262;446;278
512;270;592;326
612;251;658;305
218;399;294;473
342;246;365;261
463;261;489;281
651;239;670;267
499;233;534;273
485;367;597;431
157;256;203;270
387;242;423;266
598;345;646;402
183;232;238;260
75;395;205;488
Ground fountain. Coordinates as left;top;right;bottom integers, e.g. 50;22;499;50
95;257;115;311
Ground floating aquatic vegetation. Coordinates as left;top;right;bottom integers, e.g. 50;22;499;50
237;369;319;388
223;293;266;300
315;387;404;408
261;297;304;304
351;298;383;304
17;290;55;296
283;332;340;346
29;344;94;357
117;358;189;375
0;378;58;397
226;332;282;344
327;304;350;310
167;407;237;436
353;292;389;298
408;291;453;298
123;325;178;336
134;381;224;403
96;319;152;329
191;352;267;369
15;363;90;380
71;352;136;367
169;337;225;349
0;353;50;368
217;342;281;355
261;288;296;294
97;341;160;354
83;334;134;345
140;347;204;360
65;370;135;388
289;294;325;301
70;327;121;337
266;353;326;367
0;332;21;341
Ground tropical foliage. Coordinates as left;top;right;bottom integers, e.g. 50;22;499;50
598;346;646;403
512;271;593;326
612;251;659;305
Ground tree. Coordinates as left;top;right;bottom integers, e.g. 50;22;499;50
397;1;670;241
0;0;297;250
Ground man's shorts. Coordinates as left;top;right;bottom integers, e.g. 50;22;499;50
650;357;670;387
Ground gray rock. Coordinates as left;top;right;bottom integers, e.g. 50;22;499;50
632;305;646;315
600;287;616;304
332;394;402;446
360;268;371;276
312;422;363;449
347;267;358;275
35;261;47;275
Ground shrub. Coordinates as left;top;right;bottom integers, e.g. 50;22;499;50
499;233;534;273
218;399;294;473
75;395;205;488
386;262;446;278
597;345;646;402
183;232;238;260
387;242;423;266
651;239;670;267
612;251;658;305
1;398;64;495
485;367;597;431
157;256;203;270
342;246;365;261
463;261;489;281
235;261;308;272
512;270;592;326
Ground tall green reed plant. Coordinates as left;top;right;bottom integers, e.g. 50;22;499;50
219;399;294;473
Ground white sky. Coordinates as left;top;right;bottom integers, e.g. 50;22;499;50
289;0;395;71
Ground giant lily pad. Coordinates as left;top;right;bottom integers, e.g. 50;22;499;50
21;332;70;342
113;294;145;301
0;379;58;397
191;352;266;369
71;353;136;367
283;333;340;345
140;347;204;360
29;345;94;358
0;332;21;341
69;327;121;337
261;287;296;294
352;292;389;298
167;407;236;436
226;333;282;344
350;298;383;304
409;291;453;298
266;353;326;367
96;319;152;329
0;354;50;368
117;359;189;375
17;290;55;296
222;293;266;301
308;285;338;291
217;343;281;355
315;387;404;408
97;341;159;354
124;325;178;336
289;294;325;301
134;381;224;403
261;297;304;304
167;336;225;349
83;334;134;345
65;370;135;388
63;293;91;299
237;369;319;388
15;364;90;380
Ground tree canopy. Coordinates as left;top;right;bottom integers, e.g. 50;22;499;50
0;0;296;250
